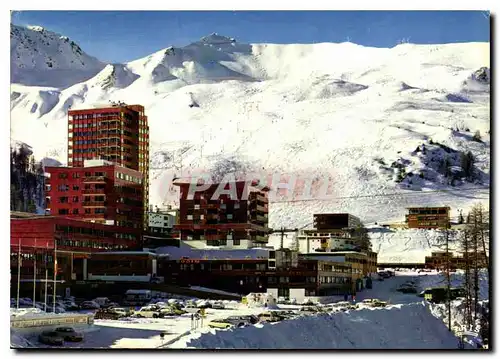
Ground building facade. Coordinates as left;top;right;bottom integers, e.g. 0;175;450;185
67;103;150;228
45;161;144;230
313;213;362;230
148;209;176;235
406;207;451;229
425;251;488;270
295;213;371;252
174;180;271;248
10;216;141;283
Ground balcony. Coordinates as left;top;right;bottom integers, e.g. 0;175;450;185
256;204;268;212
251;235;268;243
83;176;107;184
253;214;267;223
82;201;106;207
82;189;106;194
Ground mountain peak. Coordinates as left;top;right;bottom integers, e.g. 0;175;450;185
10;23;105;87
199;33;236;45
26;25;45;32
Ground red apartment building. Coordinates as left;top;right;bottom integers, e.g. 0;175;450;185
67;103;150;228
174;180;271;248
45;161;144;230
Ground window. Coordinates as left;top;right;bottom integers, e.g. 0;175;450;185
72;196;79;203
58;197;69;203
227;214;233;220
72;209;79;215
277;288;289;298
73;185;79;191
234;203;240;209
72;173;80;179
219;239;227;246
58;209;69;215
58;173;68;179
233;238;240;246
187;215;193;220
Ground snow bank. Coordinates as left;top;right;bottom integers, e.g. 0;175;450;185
10;330;35;348
417;269;489;300
171;303;460;349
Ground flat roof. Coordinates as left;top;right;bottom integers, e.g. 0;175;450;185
173;179;270;191
10;211;45;219
301;251;368;256
90;251;169;257
406;206;451;209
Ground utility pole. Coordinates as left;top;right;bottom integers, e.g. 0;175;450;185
445;228;452;331
33;238;37;308
44;241;48;312
16;237;21;310
53;239;58;313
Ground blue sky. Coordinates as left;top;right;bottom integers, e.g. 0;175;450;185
11;11;490;63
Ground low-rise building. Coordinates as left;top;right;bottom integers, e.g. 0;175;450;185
425;251;488;270
406;207;451;229
147;208;176;236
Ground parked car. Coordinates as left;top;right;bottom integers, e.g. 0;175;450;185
80;301;100;310
54;327;84;342
397;283;418;293
63;301;80;311
212;301;225;310
299;306;320;313
95;308;125;320
134;306;164;318
208;318;238;329
370;299;387;307
197;301;212;309
258;311;285;323
38;331;64;346
208;315;258;329
184;303;199;313
163;306;187;316
273;310;298;319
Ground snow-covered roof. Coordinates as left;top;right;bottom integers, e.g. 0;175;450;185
91;251;169;257
155;242;271;260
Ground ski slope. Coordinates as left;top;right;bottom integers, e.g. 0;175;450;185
10;25;491;227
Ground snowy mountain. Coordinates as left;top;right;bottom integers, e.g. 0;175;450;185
10;26;491;228
10;24;105;87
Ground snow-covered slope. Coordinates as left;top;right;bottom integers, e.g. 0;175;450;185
10;26;490;227
368;227;462;263
170;302;460;349
11;24;105;87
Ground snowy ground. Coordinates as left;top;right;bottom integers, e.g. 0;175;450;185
16;303;263;349
13;271;471;349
